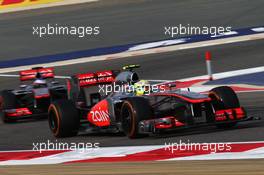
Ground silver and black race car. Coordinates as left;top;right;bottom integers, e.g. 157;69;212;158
0;67;67;123
47;65;249;139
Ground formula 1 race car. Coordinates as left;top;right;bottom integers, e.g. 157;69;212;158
48;65;248;138
0;67;67;123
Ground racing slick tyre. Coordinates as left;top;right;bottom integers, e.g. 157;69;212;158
209;86;240;128
121;97;152;139
0;90;17;123
48;100;80;137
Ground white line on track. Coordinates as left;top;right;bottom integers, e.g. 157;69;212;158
151;65;264;84
0;33;263;74
179;66;264;81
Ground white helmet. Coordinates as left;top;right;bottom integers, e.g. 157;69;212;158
33;79;47;85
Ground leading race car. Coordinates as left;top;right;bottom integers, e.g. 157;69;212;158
48;65;248;139
0;67;67;123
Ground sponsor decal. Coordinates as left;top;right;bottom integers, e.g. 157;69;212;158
88;100;110;127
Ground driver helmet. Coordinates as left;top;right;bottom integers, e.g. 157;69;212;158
33;79;47;85
33;72;47;85
134;80;151;96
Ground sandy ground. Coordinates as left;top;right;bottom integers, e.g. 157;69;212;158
1;159;264;175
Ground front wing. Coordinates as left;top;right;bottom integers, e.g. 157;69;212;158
138;107;254;134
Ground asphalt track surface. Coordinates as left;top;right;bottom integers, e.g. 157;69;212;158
0;0;264;151
0;0;264;60
0;40;264;151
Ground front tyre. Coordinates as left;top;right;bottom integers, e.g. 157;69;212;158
121;97;152;139
48;100;80;137
209;86;240;128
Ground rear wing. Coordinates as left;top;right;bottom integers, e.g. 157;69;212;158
74;70;118;87
19;67;55;81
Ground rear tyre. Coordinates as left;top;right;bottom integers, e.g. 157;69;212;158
120;97;152;139
0;90;17;123
48;100;80;137
209;86;240;128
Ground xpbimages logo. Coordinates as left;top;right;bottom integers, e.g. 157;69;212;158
32;140;100;153
164;140;232;154
32;24;100;38
164;24;232;37
98;82;166;95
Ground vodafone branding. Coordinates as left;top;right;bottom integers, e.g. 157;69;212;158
88;100;110;127
91;108;109;122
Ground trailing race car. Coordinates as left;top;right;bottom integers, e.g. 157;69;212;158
0;67;67;123
48;65;248;139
